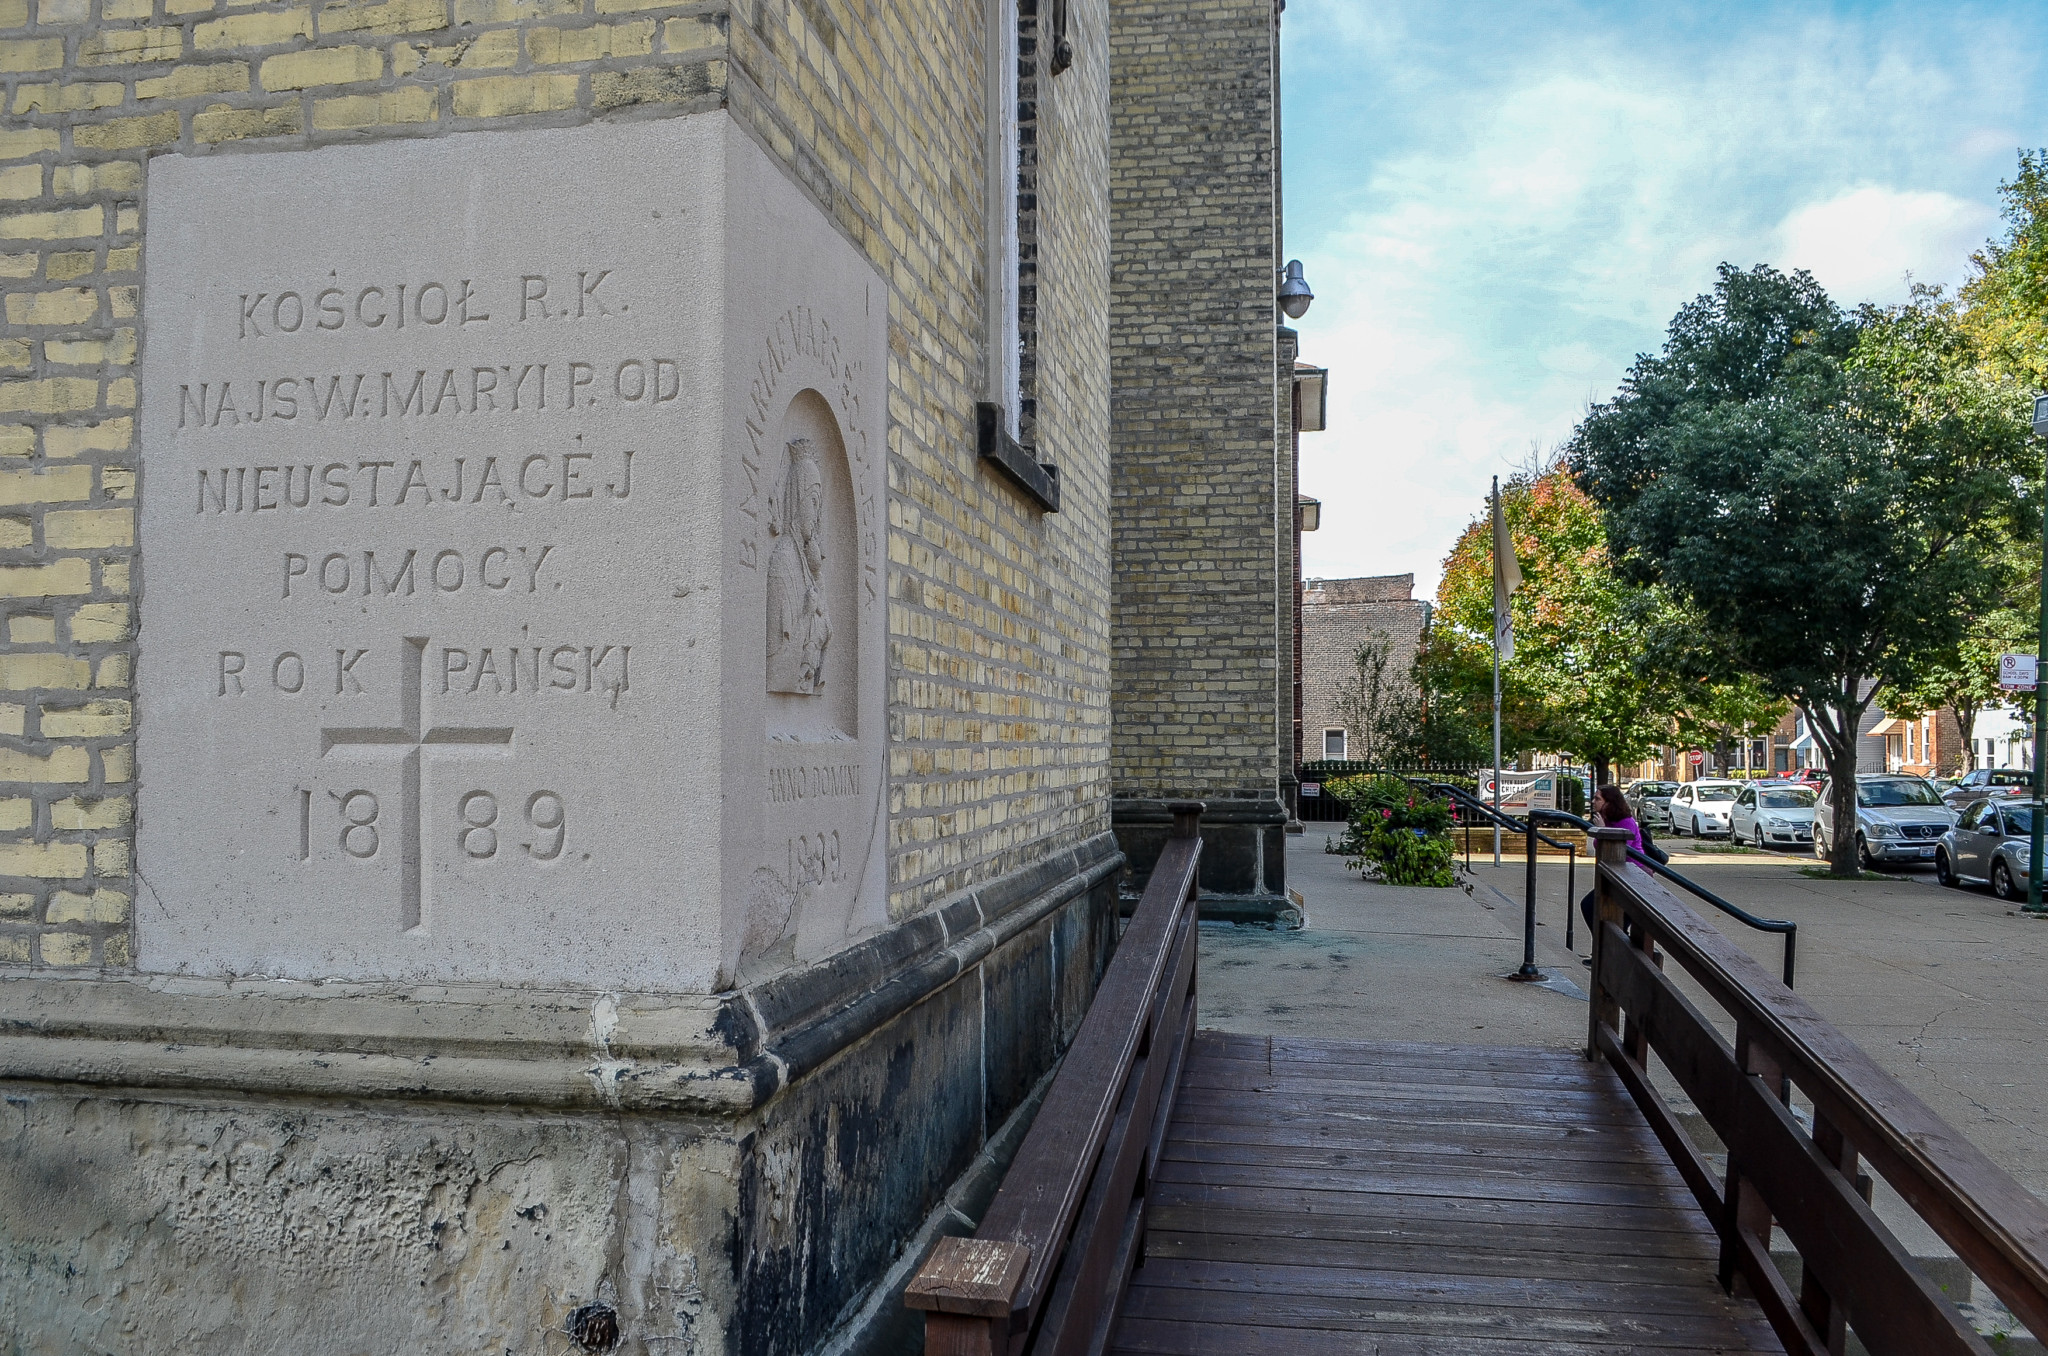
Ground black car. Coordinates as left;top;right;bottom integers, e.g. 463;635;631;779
1940;768;2034;813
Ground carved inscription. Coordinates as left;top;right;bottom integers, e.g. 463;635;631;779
766;763;862;804
171;269;665;935
140;120;891;989
197;451;634;515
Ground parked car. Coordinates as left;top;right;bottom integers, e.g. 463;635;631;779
1813;774;1957;870
1939;767;2034;812
1668;780;1741;838
1626;780;1682;830
1936;798;2037;900
1728;782;1817;850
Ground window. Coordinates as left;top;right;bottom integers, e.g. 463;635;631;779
1323;729;1346;760
1857;778;1943;807
985;0;1020;433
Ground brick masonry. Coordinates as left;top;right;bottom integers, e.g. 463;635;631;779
1301;573;1431;762
0;0;1114;967
1107;0;1287;903
1108;0;1280;803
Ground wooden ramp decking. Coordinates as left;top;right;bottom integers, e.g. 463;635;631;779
1110;1031;1782;1355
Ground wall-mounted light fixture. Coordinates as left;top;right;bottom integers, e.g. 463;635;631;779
1278;259;1314;319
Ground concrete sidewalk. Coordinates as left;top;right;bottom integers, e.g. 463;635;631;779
1196;824;1590;1051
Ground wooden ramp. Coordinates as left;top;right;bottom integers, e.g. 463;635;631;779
1112;1031;1781;1355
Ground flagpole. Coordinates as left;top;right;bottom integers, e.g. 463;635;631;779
1492;475;1503;867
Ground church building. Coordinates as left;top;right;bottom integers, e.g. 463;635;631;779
0;0;1303;1350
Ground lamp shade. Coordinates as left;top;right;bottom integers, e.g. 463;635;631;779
1278;259;1314;319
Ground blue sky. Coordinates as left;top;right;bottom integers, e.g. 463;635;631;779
1282;0;2048;599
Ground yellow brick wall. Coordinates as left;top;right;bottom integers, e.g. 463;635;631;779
0;0;1112;965
1108;0;1282;801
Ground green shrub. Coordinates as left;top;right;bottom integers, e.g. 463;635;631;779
1324;775;1457;887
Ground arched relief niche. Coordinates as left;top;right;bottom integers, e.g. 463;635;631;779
763;390;856;740
727;308;886;986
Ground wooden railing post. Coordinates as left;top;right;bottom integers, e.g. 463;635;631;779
907;1237;1030;1356
1719;1022;1783;1299
1585;828;1631;1061
1800;1108;1860;1354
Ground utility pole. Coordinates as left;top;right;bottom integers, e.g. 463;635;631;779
2029;396;2048;912
1492;476;1503;867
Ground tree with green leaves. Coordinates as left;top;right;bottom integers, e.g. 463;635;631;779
1431;464;1781;787
1332;631;1425;768
1575;264;2033;874
1961;150;2048;389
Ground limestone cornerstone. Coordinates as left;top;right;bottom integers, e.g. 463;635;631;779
0;0;1120;1349
136;117;891;989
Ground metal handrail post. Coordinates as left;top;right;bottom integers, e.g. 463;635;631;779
1566;844;1577;951
1513;812;1542;980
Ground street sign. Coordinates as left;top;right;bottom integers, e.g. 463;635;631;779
2002;653;2038;691
1688;751;1704;768
2034;393;2047;438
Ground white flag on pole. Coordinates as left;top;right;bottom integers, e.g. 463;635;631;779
1493;489;1522;662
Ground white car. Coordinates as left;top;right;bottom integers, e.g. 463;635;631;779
1728;782;1817;850
1669;780;1741;838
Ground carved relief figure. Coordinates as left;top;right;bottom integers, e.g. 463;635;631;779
766;438;831;694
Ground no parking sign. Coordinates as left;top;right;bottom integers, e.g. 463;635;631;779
2002;653;2038;692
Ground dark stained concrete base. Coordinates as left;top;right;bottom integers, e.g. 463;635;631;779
1113;795;1295;926
1;835;1124;1356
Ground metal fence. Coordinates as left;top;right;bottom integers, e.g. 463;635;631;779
1296;762;1485;822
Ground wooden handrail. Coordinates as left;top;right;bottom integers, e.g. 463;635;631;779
1587;828;2048;1355
905;802;1204;1356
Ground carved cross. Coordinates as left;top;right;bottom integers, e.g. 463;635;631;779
321;637;513;931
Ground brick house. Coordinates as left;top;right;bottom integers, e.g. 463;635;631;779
1299;572;1432;763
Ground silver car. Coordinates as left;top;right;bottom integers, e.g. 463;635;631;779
1728;782;1816;850
1937;798;2037;899
1813;774;1956;870
1627;780;1681;830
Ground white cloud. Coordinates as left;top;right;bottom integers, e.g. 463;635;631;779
1772;187;1995;304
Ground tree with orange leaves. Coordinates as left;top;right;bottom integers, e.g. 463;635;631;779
1432;460;1783;787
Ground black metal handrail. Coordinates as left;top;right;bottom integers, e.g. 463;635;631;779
1401;779;1578;980
1625;847;1797;989
1524;803;1798;990
1395;780;1799;990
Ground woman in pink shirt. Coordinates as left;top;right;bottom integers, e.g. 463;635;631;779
1581;784;1647;939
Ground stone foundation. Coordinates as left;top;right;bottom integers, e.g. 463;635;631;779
0;834;1120;1355
1112;797;1292;925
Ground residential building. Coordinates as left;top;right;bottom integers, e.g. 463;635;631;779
1299;574;1433;764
